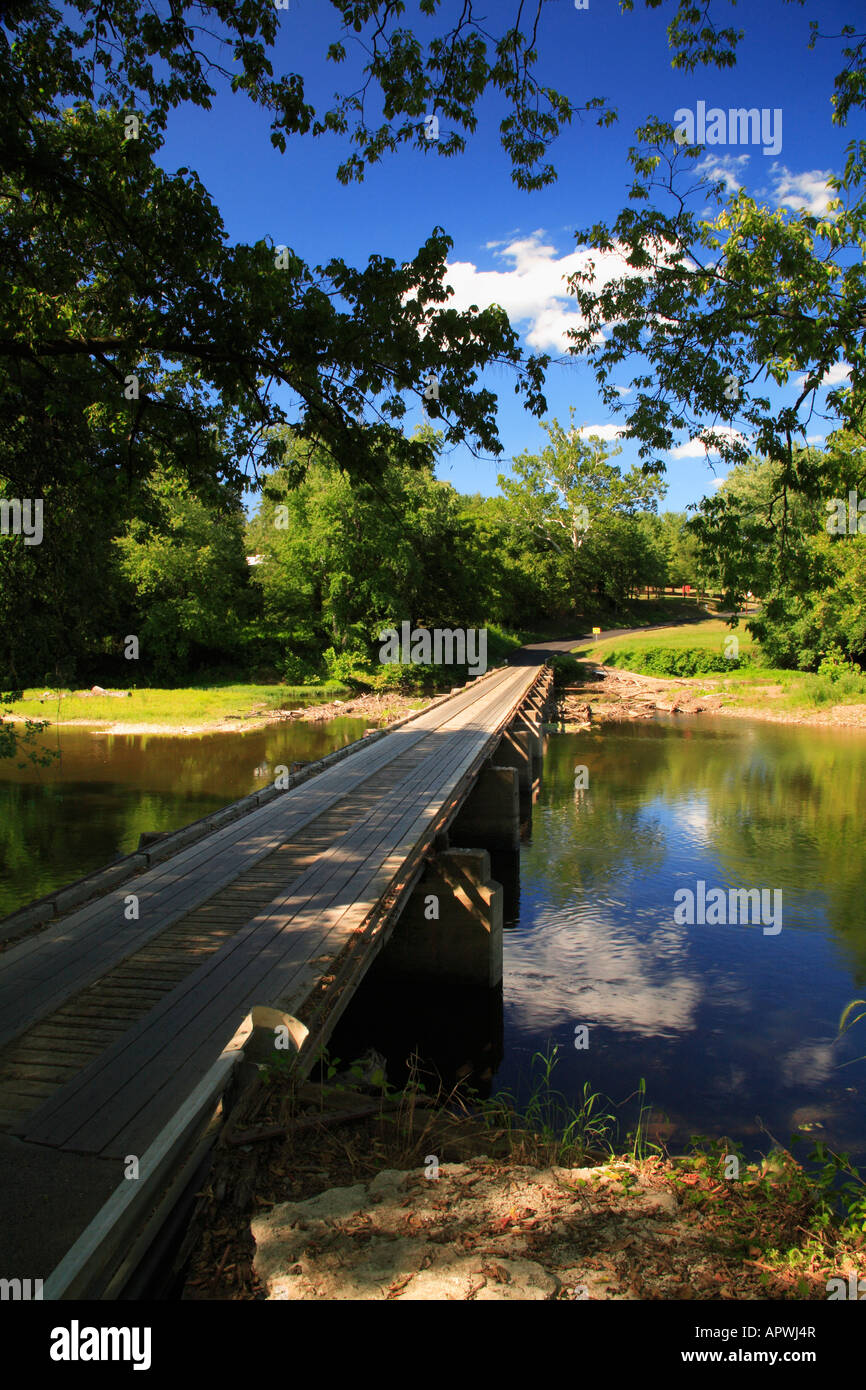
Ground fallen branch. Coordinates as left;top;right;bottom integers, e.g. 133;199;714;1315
227;1094;434;1146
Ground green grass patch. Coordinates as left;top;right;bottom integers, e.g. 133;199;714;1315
773;669;866;710
574;619;757;666
7;682;351;727
606;646;747;677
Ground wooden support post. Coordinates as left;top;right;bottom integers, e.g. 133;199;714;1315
497;727;534;789
512;707;538;752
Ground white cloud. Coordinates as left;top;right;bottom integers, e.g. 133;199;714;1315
795;361;851;391
671;427;750;459
779;1039;838;1088
768;165;836;216
806;434;825;445
573;424;624;441
506;904;702;1039
695;153;750;194
442;231;648;354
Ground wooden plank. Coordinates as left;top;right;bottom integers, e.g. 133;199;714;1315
41;1024;251;1300
0;740;425;1040
2;696;453;974
22;664;543;1151
0;672;517;1046
26;670;539;1152
114;710;524;1155
23;721;485;1149
2;732;454;1104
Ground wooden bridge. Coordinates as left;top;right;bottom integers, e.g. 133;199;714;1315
0;649;558;1294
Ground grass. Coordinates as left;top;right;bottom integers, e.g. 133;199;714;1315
571;618;866;715
472;1046;620;1166
5;681;352;727
470;1046;659;1167
258;1042;653;1172
574;617;759;665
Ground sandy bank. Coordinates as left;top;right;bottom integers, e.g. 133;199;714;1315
559;667;866;730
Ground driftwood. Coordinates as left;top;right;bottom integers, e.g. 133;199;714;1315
227;1093;435;1146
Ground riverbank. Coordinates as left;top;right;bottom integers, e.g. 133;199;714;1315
181;1070;862;1301
3;686;429;736
559;666;866;729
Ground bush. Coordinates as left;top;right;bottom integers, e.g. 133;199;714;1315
816;645;858;682
321;646;376;688
282;650;321;685
549;653;585;686
605;645;747;677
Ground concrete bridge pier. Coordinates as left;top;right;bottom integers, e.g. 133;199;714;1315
449;765;521;921
377;848;503;988
449;765;520;853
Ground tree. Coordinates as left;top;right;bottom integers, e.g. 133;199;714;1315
113;468;252;680
658;511;703;588
565;13;866;503
248;427;488;669
0;0;779;502
0;2;568;505
459;491;566;628
692;435;866;668
0;473;129;688
498;415;665;609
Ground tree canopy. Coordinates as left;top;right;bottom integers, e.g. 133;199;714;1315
1;0;801;498
566;3;866;487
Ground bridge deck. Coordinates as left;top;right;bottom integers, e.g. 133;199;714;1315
0;660;547;1159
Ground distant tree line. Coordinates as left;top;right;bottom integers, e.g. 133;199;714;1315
0;422;705;688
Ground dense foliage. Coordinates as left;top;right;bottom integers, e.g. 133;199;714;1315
690;433;866;670
0;422;701;687
604;645;745;677
3;1;866;692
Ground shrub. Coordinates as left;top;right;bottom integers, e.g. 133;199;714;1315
816;644;857;682
321;646;376;688
282;650;320;685
549;653;585;686
605;645;747;677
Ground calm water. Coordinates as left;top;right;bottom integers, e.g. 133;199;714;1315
3;712;865;1164
0;716;370;916
334;716;866;1165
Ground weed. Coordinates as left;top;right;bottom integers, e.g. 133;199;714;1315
472;1043;620;1165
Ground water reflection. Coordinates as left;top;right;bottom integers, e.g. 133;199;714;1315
5;710;866;1164
335;716;866;1164
498;718;866;1162
0;717;370;916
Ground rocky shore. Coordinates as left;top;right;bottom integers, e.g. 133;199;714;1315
278;692;426;725
557;666;866;729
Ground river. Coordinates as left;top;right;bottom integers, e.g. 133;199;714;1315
0;715;370;917
334;714;866;1166
2;712;865;1165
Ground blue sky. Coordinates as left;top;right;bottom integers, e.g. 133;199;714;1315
155;0;863;513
